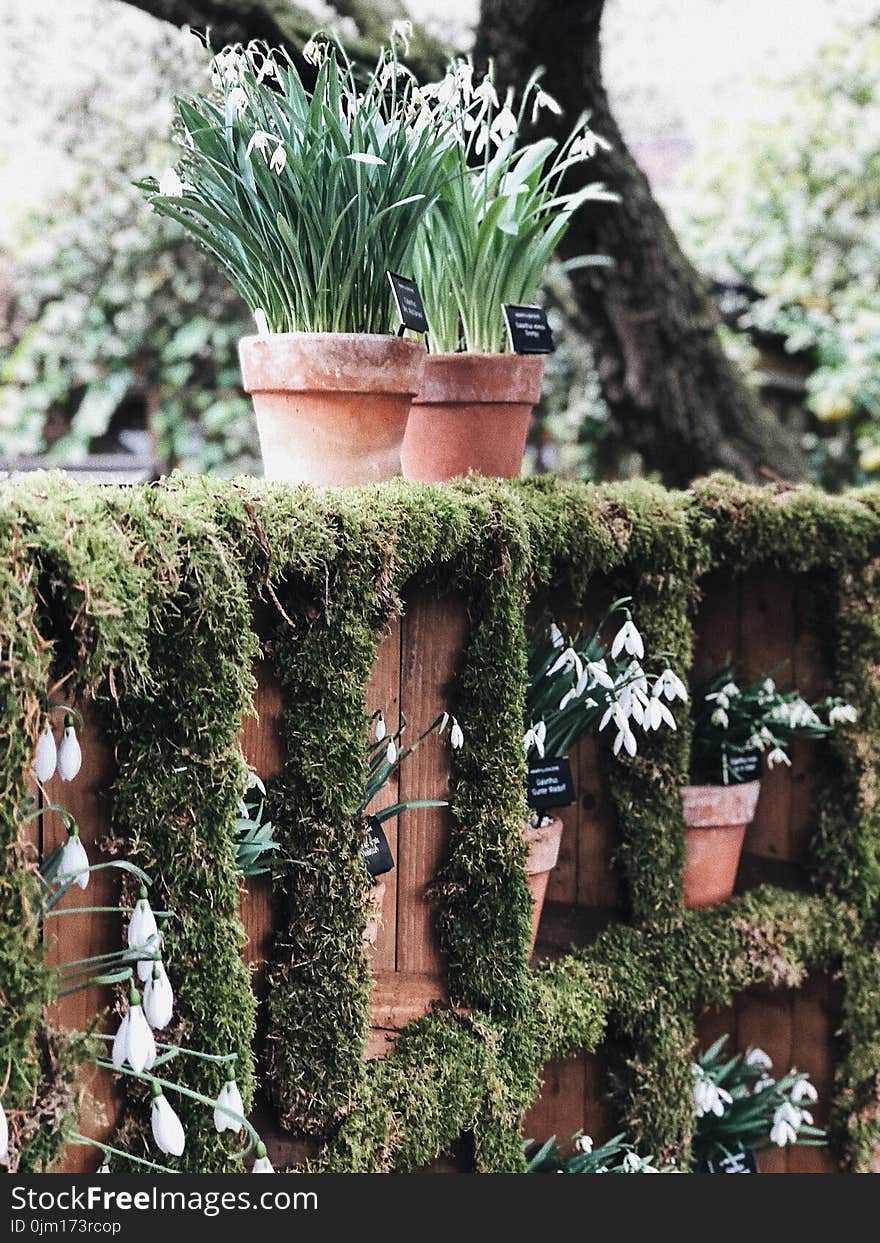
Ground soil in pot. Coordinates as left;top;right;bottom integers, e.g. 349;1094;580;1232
522;815;564;955
682;781;762;908
401;353;545;482
239;333;426;485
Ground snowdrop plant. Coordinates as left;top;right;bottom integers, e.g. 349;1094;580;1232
412;58;616;353
524;599;685;763
32;705;83;784
690;664;857;784
142;37;454;334
691;1035;825;1167
358;709;462;826
526;1132;668;1174
234;768;280;878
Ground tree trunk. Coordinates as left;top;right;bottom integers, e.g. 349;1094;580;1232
475;0;808;486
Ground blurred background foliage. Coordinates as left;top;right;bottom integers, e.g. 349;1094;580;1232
0;0;877;485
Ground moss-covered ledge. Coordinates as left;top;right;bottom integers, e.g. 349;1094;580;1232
1;472;879;1172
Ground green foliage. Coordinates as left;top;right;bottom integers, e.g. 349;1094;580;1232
677;23;880;488
526;1132;667;1173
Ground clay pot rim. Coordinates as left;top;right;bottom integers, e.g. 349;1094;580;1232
521;814;564;875
239;332;426;396
414;351;545;405
681;779;762;829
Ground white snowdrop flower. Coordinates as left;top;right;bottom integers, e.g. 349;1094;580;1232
559;688;578;711
374;713;387;743
391;19;413;55
622;1151;641;1173
745;1047;773;1070
214;1069;244;1134
348;153;387;166
151;1085;185;1157
610;618;644;661
523;722;546;759
143;961;174;1031
0;1100;7;1163
692;1066;732;1118
490;94;517;147
575;1134;593;1154
613;724;638;758
829;703;858;726
128;887;160;982
708;691;730;710
791;1078;818;1104
753;1073;774;1094
269;144;287;176
245;130;275;159
386;739;397;765
586;659;614;689
766;747;791;770
721;682;741;698
252;1141;274;1173
157;167;183;198
762;678;776;696
776;1100;803;1129
646;696;677;732
33;722;57;782
547;646;583;680
770;1117;798;1147
548;622;564;649
598;701;626;733
112;988;156;1075
449;718;464;750
60;827;90;890
655;669;688;703
710;707;729;729
531;88;562;124
227;86;248;117
301;39;324;67
97;1163;110;1174
56;715;82;781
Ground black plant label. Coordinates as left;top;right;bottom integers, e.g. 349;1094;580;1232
503;303;555;354
361;816;395;877
388;272;429;335
527;757;575;810
720;749;762;785
699;1150;757;1174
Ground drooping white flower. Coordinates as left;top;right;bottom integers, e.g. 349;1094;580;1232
770;1102;801;1147
214;1070;245;1134
56;715;82;781
0;1099;8;1163
523;721;547;759
575;1134;593;1154
385;739;397;765
622;1151;641;1173
766;747;791;770
489;91;517;146
252;1140;274;1173
548;622;564;649
301;39;324;67
646;695;677;732
449;718;464;750
228;86;249;118
245;130;275;159
143;961;174;1030
269;144;287;176
531;88;562;124
721;681;741;698
586;658;615;690
547;646;583;680
128;887;160;982
151;1085;185;1157
59;827;90;890
374;712;387;743
711;707;729;729
391;19;413;55
762;678;776;696
473;75;499;110
611;618;644;661
829;703;858;726
692;1065;732;1118
112;988;156;1074
753;1073;775;1094
97;1163;109;1173
612;724;637;757
745;1047;773;1070
157;167;183;198
33;722;57;782
791;1078;818;1105
654;669;688;703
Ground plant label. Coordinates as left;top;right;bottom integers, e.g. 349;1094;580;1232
361;816;395;877
388;272;429;336
699;1150;757;1174
721;749;762;785
527;757;575;809
503;303;555;354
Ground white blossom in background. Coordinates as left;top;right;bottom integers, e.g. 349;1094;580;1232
575;1134;593;1154
449;718;464;750
56;715;82;781
523;720;547;759
385;739;397;765
269;144;287;176
112;989;156;1074
654;668;688;703
374;712;387;743
151;1086;185;1157
710;707;729;729
586;658;615;690
33;722;57;782
0;1100;8;1163
692;1064;732;1118
770;1101;801;1147
828;703;858;726
611;617;644;660
214;1072;245;1134
245;130;275;159
531;88;562;124
59;827;90;890
766;747;791;769
791;1078;818;1104
622;1152;641;1172
548;622;564;649
745;1047;772;1070
128;887;160;982
143;961;174;1030
252;1141;274;1173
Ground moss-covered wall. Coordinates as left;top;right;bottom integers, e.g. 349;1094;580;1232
1;473;878;1173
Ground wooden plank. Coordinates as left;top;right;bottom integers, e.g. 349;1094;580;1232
396;591;468;977
787;974;836;1174
693;571;742;677
364;619;402;972
576;736;620;911
524;1057;587;1149
788;576;827;864
42;700;122;1173
736;987;794;1173
582;1051;613;1148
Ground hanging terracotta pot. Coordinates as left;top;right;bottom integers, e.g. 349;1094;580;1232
682;781;762;909
239;333;426;485
401;353;545;481
363;880;387;949
522;816;564;955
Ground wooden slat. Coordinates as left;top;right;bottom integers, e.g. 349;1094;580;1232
524;1057;587;1148
787;974;836;1174
364;619;402;972
693;572;742;676
396;591;467;977
576;737;620;911
736;987;794;1173
788;576;827;863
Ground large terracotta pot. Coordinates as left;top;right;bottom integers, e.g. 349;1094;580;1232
682;781;762;909
522;816;564;955
239;333;426;485
401;353;545;481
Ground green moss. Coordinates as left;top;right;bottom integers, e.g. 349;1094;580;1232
1;472;879;1172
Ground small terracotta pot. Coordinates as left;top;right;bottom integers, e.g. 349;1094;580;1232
363;880;387;949
401;353;545;481
522;816;564;955
682;781;762;909
239;333;426;485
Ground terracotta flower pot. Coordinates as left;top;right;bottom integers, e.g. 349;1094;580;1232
522;816;564;955
363;880;387;949
682;781;762;909
401;352;545;481
239;333;426;485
